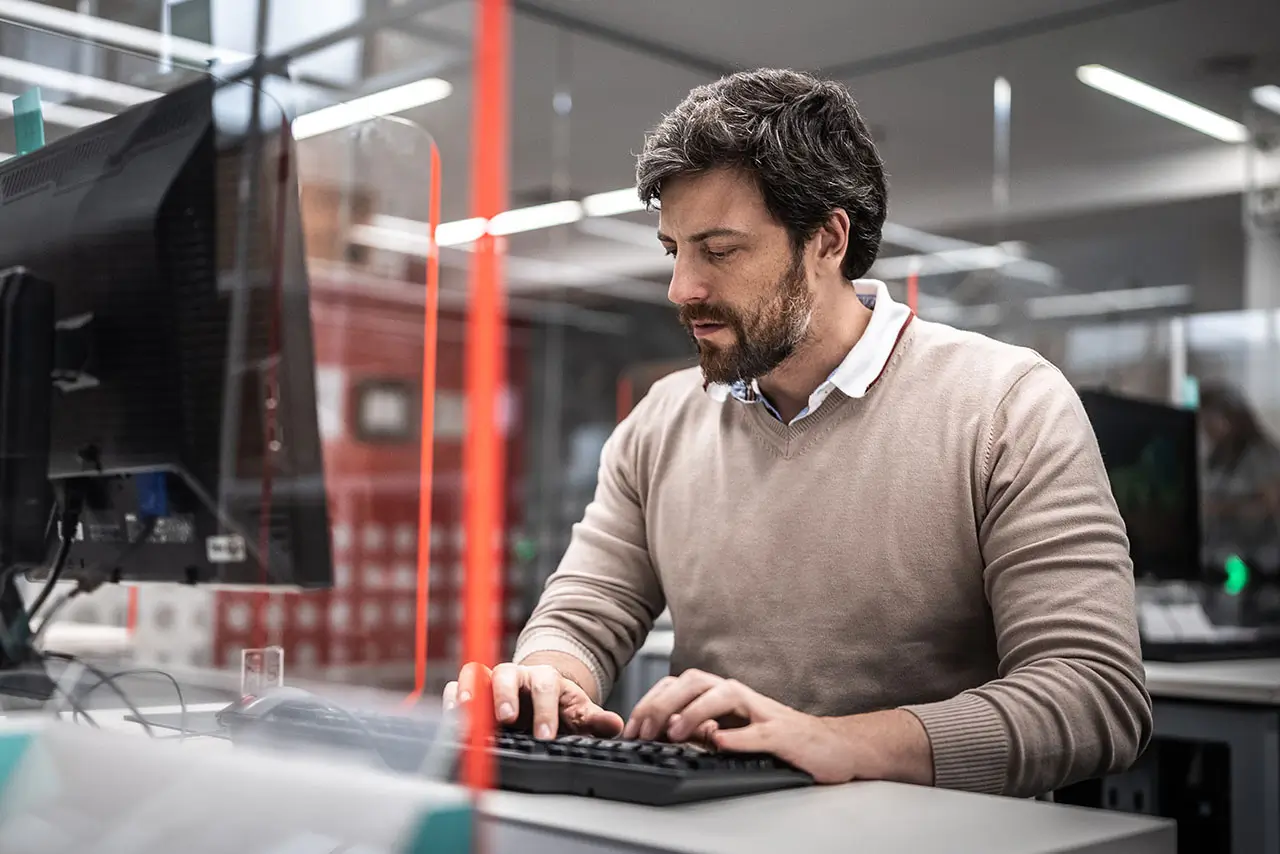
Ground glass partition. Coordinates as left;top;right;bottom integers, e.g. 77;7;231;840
0;20;447;696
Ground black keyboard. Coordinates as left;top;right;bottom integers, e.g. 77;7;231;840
220;703;814;806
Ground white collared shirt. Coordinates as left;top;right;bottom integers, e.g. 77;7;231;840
704;279;914;425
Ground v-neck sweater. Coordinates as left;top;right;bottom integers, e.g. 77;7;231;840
515;318;1152;798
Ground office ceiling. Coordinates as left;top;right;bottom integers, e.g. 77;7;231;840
2;0;1277;311
390;0;1279;222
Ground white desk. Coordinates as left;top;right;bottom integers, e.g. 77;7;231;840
484;783;1173;854
25;693;1174;854
1145;659;1280;705
1140;659;1280;854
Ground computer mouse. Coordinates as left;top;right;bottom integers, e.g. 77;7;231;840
216;686;333;727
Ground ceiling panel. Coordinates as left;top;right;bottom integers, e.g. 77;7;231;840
519;0;1115;70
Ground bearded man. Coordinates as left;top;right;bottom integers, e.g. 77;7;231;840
446;68;1152;800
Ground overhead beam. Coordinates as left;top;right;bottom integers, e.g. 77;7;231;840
822;0;1182;79
511;0;735;78
512;0;1183;87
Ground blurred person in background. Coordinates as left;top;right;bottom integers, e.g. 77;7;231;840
1199;382;1280;575
447;68;1151;800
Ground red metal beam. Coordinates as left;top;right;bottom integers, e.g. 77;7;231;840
408;141;443;703
461;0;510;796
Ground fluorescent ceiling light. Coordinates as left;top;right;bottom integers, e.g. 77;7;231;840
925;285;1192;327
348;223;429;256
0;0;247;65
1025;284;1191;319
872;243;1057;285
576;216;660;249
582;187;645;217
291;78;452;140
1077;65;1248;143
489;200;582;236
993;77;1011;113
435;217;488;247
1252;85;1280;116
0;57;160;106
881;222;983;255
0;91;113;127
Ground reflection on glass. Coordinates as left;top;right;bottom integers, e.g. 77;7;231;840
1198;382;1280;576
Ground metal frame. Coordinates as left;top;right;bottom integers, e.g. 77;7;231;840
1149;697;1280;854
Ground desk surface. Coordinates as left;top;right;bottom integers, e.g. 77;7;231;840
14;681;1177;854
484;782;1173;854
1144;659;1280;705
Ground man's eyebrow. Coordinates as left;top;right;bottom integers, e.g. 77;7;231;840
656;228;750;243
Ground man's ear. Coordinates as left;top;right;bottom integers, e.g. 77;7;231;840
813;209;851;274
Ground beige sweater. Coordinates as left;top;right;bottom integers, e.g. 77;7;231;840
515;317;1153;798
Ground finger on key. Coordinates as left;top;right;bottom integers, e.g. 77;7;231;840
490;662;523;726
624;675;676;739
527;665;561;740
458;661;491;708
638;672;717;740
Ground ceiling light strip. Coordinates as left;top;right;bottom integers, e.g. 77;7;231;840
1077;64;1248;143
1252;85;1280;117
0;0;247;65
291;78;453;140
0;91;113;127
0;56;160;106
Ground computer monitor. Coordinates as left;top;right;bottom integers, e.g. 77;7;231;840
0;269;58;703
0;76;333;590
1079;389;1201;581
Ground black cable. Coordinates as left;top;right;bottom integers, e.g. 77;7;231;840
75;668;187;739
0;670;98;727
29;513;155;634
26;534;73;621
26;496;89;621
30;589;79;645
42;652;155;738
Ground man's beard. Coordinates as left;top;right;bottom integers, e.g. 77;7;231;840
679;250;812;386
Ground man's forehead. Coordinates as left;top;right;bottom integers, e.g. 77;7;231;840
657;170;773;239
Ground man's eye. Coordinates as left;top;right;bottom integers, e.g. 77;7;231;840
706;247;736;261
663;247;677;258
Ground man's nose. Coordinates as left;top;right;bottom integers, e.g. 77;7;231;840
667;258;708;306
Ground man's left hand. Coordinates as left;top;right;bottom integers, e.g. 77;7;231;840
623;669;858;784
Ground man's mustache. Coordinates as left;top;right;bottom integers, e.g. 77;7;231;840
679;304;738;327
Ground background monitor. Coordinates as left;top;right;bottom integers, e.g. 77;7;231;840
1079;388;1201;581
0;77;332;589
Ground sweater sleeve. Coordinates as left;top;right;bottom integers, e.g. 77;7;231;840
903;362;1153;798
513;396;665;702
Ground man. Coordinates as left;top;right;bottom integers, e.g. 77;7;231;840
445;68;1152;799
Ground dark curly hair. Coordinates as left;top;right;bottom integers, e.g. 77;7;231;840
636;68;888;281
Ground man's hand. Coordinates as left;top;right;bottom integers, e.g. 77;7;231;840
624;669;862;784
444;661;624;740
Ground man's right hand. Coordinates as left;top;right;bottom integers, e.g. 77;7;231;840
443;661;624;740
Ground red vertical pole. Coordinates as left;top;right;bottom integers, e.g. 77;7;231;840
407;143;443;703
615;376;633;423
906;268;919;314
461;0;509;795
126;588;138;635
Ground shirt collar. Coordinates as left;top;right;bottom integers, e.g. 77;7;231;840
705;279;914;405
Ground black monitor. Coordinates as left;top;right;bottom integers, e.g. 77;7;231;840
1079;389;1201;581
0;269;58;703
0;76;333;593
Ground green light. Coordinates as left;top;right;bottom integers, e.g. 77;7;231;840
1224;555;1250;596
513;538;537;563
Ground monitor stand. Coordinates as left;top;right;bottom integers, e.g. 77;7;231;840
0;267;57;707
